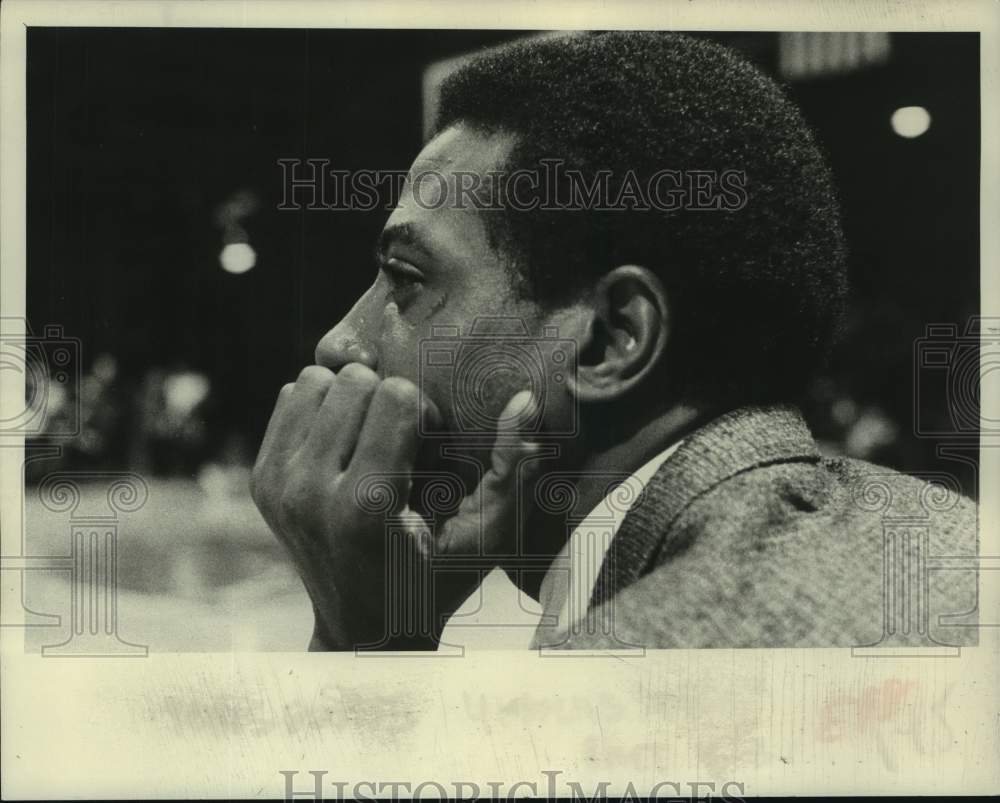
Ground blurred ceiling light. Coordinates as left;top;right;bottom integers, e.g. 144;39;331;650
779;32;891;79
214;188;261;272
219;242;256;274
891;106;932;138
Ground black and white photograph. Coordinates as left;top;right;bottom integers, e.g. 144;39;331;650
2;0;998;799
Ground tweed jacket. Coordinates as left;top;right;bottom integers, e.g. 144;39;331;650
537;404;979;649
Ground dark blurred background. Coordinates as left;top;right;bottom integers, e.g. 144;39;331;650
25;29;980;494
18;29;981;650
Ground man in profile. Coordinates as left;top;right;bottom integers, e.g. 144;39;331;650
251;31;976;650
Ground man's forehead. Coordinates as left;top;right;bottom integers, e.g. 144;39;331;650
382;125;514;248
407;124;514;180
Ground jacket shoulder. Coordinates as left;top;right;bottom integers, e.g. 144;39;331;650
662;455;976;555
552;457;977;650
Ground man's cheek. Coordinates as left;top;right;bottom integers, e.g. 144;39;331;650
370;303;414;378
476;370;528;420
433;367;529;437
381;300;414;346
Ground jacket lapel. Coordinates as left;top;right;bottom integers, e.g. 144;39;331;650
589;404;822;609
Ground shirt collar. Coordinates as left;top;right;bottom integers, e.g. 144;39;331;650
533;439;684;640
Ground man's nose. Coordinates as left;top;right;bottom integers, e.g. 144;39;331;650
314;293;378;372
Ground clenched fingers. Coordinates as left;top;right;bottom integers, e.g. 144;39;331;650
300;362;380;468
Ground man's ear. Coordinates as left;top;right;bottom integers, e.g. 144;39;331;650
567;265;669;403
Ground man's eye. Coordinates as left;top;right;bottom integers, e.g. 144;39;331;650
379;259;424;301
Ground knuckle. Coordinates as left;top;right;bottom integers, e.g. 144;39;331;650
297;365;333;386
338;361;378;387
377;376;420;408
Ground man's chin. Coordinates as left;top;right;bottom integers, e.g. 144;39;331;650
407;436;480;519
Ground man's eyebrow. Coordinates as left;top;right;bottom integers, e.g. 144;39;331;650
374;222;433;263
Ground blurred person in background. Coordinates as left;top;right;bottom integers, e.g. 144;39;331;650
132;364;212;477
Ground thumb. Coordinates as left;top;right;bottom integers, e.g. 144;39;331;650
488;390;543;480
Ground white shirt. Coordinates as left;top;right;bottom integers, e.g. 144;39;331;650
531;440;683;646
